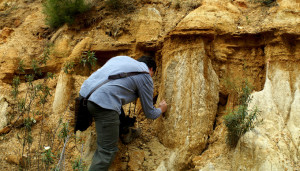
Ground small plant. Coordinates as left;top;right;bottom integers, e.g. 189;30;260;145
17;59;25;73
24;117;36;132
63;61;75;74
80;51;97;70
32;59;42;76
246;16;250;25
43;0;91;28
42;146;55;168
11;60;24;99
72;157;87;171
9;44;56;170
40;43;52;65
223;80;261;147
11;76;20;99
59;122;70;143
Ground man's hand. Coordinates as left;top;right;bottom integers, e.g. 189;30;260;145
159;100;168;113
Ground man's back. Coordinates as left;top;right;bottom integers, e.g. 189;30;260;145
80;56;149;97
79;56;161;119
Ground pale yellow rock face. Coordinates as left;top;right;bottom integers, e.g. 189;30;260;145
52;35;71;58
52;37;92;115
232;61;300;170
175;1;240;34
67;37;93;60
262;0;300;33
136;7;162;43
52;71;72;115
0;9;62;83
154;36;219;167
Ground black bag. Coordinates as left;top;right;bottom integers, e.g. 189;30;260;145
119;107;136;135
119;107;140;144
74;95;93;133
74;80;110;133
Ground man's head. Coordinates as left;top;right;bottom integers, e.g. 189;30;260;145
137;56;156;77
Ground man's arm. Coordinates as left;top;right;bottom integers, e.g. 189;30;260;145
136;75;163;119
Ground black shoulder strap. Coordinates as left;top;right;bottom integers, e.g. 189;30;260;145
86;71;149;99
108;71;149;80
86;80;110;99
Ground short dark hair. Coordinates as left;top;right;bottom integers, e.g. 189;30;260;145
137;56;156;72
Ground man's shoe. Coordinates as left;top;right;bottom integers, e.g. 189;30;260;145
121;127;141;144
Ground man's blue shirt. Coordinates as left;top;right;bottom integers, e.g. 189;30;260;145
79;56;161;119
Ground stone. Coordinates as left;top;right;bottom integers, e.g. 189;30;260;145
52;35;71;58
118;162;128;170
52;71;72;115
68;37;93;61
0;95;8;130
13;19;22;27
135;7;162;48
234;0;248;8
174;2;240;34
128;150;145;171
261;0;300;33
5;155;20;165
155;35;219;169
0;10;53;82
0;27;14;39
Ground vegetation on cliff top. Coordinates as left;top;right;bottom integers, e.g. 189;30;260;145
43;0;91;28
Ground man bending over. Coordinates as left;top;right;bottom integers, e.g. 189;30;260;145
79;55;167;170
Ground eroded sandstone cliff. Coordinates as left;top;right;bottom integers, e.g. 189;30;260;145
0;0;299;170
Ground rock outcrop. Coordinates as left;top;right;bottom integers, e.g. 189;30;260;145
0;95;8;130
0;0;299;170
154;36;219;169
231;61;300;170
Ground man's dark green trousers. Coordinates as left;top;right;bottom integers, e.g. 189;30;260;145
87;101;120;171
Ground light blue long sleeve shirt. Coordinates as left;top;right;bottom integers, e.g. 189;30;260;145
79;56;161;119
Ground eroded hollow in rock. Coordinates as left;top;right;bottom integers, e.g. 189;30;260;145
94;50;129;66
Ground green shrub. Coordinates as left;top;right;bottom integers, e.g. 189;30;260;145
223;80;261;148
43;0;91;28
80;51;97;70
